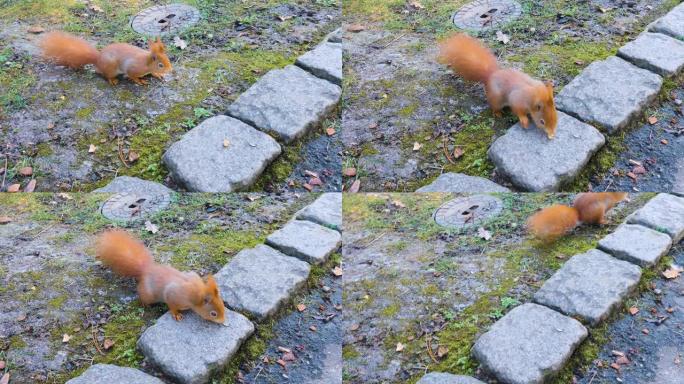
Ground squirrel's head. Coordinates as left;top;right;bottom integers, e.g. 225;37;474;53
147;37;172;75
530;81;558;140
194;274;226;324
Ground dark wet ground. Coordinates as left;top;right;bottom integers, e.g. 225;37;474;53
241;273;342;384
576;241;684;384
593;86;684;194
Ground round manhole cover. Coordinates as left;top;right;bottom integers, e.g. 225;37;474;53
131;4;201;36
452;0;522;31
101;192;171;221
434;195;504;228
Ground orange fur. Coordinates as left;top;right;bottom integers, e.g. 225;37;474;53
39;32;172;85
96;230;225;323
527;193;629;242
438;33;558;139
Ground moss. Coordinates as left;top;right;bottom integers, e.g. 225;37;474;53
8;335;27;350
0;47;37;113
75;106;95;119
35;142;54;157
343;345;361;360
380;303;401;317
48;294;67;309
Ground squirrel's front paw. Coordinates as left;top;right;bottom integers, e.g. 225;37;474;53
172;312;183;321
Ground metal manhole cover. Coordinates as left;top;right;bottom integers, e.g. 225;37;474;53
131;4;201;36
101;192;171;221
452;0;522;31
434;195;504;228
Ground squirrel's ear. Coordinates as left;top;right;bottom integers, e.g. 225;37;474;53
206;274;219;295
544;80;554;89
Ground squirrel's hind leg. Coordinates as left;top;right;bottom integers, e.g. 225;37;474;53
169;305;184;321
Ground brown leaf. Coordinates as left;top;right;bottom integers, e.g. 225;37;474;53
629;307;639;315
396;342;404;352
642;328;650;335
0;216;11;225
408;0;425;9
303;183;313;192
28;25;45;33
632;165;647;175
62;333;71;343
282;352;296;362
343;168;357;177
663;265;683;279
18;166;33;176
349;179;361;193
103;338;115;350
391;199;406;208
296;304;306;312
412;142;422;151
350;323;360;331
477;227;492;241
347;24;366;32
648;116;658;125
616;356;630;365
326;127;336;136
610;362;621;371
332;266;343;277
223;139;230;148
89;4;103;12
16;313;26;321
309;177;323;186
24;179;36;192
0;373;9;384
368;122;378;129
276;359;286;368
309;325;317;332
453;147;464;159
437;345;449;358
627;172;637;180
7;184;20;193
128;151;140;162
88;144;97;153
661;139;669;145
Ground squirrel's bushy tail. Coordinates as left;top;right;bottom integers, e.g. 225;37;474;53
438;33;499;83
527;205;580;242
39;31;99;69
96;230;153;279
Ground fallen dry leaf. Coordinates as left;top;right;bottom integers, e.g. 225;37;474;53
62;333;71;343
309;177;323;186
309;325;317;332
89;4;103;12
28;25;45;33
408;0;425;9
173;36;188;50
633;165;647;175
326;127;336;136
343;168;357;177
277;346;292;353
642;328;650;335
282;351;296;362
88;144;97;153
616;356;630;365
437;345;449;358
24;179;36;192
16;313;26;321
478;227;492;241
349;179;361;193
413;142;422;151
663;264;683;279
648;116;658;125
58;192;73;200
223;139;230;148
18;166;33;176
392;199;406;208
303;183;313;192
347;24;365;32
396;342;404;352
128;151;140;162
453;147;464;159
296;304;306;312
332;266;343;277
144;221;159;234
350;323;360;331
610;362;621;371
7;184;20;193
0;216;11;225
627;172;637;180
103;338;115;350
496;30;510;44
661;139;669;145
276;359;286;368
629;307;639;315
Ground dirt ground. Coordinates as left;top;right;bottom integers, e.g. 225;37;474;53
341;192;654;384
341;0;681;192
0;0;340;193
0;192;345;383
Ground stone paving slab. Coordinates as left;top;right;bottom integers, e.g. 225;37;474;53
488;112;605;191
533;249;642;325
65;364;164;384
674;159;684;197
598;224;673;267
214;244;311;320
626;193;684;243
162;115;281;192
416;173;511;193
295;192;342;231
265;220;341;264
472;303;587;384
417;372;486;384
137;309;254;384
93;176;174;195
227;65;341;143
556;56;662;133
617;32;684;77
649;3;684;39
296;41;342;85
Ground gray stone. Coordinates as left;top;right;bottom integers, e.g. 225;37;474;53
137;309;254;384
326;28;343;43
533;249;642;325
214;244;311;320
598;224;673;267
94;176;174;195
626;193;684;242
556;56;662;132
618;32;684;77
416;173;511;192
65;364;164;384
674;159;684;197
417;372;486;384
296;193;342;231
162;115;281;192
472;303;587;384
649;3;684;39
266;220;341;264
488;112;605;191
228;65;341;143
296;42;342;85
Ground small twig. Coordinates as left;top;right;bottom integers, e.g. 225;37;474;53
378;33;407;49
443;137;454;164
425;337;438;364
253;363;264;381
363;232;386;248
588;370;598;384
117;138;130;168
30;224;56;240
91;325;104;355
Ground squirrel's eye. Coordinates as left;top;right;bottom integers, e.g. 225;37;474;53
210;310;217;317
158;62;164;68
537;104;542;111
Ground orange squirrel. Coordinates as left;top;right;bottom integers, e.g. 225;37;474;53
527;192;629;241
39;31;172;85
438;33;558;139
95;229;225;323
